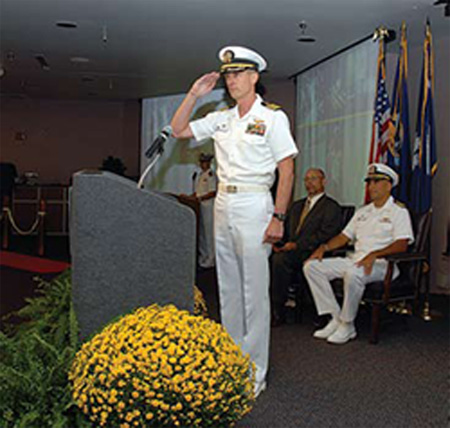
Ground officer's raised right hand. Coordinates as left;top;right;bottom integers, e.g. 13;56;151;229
189;72;220;98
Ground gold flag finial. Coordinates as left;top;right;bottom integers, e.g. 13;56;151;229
373;26;390;41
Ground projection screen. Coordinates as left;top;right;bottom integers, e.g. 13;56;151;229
294;37;379;206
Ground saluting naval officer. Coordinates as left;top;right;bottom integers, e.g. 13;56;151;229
171;46;298;396
303;163;414;345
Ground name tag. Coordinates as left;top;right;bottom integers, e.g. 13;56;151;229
216;122;229;132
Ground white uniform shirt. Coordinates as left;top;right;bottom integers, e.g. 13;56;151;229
190;94;298;188
343;196;414;262
195;168;217;197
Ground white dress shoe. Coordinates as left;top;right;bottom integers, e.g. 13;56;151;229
327;323;357;344
254;380;267;399
313;318;340;339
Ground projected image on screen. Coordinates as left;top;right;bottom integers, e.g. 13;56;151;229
295;38;378;206
141;89;228;194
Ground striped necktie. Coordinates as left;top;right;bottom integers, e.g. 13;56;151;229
295;198;311;235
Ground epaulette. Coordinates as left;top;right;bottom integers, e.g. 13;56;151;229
262;101;282;111
394;200;405;208
219;105;234;112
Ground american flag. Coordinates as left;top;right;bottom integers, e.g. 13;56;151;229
369;40;395;164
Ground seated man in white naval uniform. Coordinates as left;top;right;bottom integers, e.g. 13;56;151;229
303;163;414;345
194;152;217;268
170;46;298;396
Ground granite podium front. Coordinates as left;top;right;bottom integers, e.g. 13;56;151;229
70;171;196;339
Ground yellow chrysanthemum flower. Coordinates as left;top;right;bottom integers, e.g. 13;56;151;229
69;304;254;427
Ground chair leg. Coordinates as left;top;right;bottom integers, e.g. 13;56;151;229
370;304;381;344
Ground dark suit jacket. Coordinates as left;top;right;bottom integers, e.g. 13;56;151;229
283;194;342;255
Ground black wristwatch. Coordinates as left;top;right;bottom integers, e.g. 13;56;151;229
273;212;286;222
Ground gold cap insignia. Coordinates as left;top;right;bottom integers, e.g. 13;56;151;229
222;50;234;63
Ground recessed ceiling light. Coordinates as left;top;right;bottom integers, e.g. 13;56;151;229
70;57;90;63
56;21;78;28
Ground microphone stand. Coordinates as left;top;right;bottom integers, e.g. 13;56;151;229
137;141;166;189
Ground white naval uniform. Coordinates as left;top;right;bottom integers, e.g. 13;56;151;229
195;168;217;268
304;196;414;322
190;94;298;387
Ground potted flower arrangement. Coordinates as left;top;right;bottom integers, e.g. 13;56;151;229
69;304;255;427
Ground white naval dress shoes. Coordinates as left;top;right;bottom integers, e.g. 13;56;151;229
313;318;340;339
254;380;267;399
327;322;357;344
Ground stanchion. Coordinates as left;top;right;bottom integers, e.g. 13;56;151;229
2;196;46;255
2;196;10;250
38;199;46;256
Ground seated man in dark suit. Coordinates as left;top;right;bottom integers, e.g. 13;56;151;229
271;168;342;326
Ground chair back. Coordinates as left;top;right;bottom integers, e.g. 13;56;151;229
400;209;432;286
340;205;355;230
411;209;432;254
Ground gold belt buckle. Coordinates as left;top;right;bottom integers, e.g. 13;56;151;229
226;185;238;193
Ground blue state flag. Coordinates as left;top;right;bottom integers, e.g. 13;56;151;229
387;22;411;205
411;21;438;214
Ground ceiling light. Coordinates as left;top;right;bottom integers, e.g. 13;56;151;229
56;21;78;28
297;21;316;43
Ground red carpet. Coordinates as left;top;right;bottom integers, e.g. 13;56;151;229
0;251;71;273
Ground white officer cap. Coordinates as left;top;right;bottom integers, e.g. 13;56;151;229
365;163;399;187
218;46;267;74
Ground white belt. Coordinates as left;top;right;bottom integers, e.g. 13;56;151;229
218;183;269;193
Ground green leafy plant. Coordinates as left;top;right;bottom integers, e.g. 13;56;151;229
0;270;90;428
0;271;214;427
101;156;127;176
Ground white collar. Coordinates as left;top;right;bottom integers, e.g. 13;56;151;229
233;94;263;121
371;195;394;211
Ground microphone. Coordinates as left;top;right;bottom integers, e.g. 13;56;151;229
145;125;173;159
192;171;198;193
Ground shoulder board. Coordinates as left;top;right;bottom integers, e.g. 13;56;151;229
219;104;234;112
394;200;405;208
262;101;282;111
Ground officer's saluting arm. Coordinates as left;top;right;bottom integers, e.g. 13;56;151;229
171;72;220;139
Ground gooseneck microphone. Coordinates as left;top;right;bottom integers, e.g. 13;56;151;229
145;125;173;159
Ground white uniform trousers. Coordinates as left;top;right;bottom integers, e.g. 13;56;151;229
214;190;273;386
198;199;215;268
303;257;397;322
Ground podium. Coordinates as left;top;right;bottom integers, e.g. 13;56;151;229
70;171;196;340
